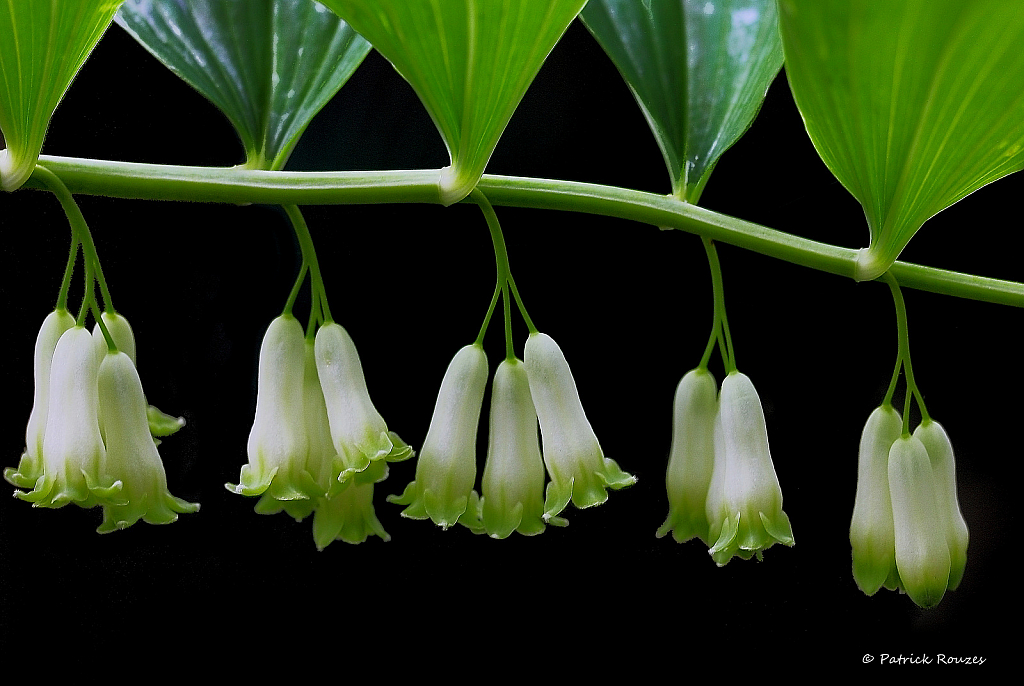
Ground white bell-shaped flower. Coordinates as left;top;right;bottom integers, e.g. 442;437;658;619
478;358;548;538
389;344;488;529
95;351;199;532
850;405;904;595
254;339;332;521
524;333;635;522
914;419;969;591
5;308;76;489
226;315;311;499
888;434;951;608
706;372;794;566
16;326;120;507
657;367;718;544
315;322;411;482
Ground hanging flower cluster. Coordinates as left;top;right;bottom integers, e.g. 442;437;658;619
5;310;198;532
226;315;412;549
658;369;794;565
850;407;969;608
390;333;636;537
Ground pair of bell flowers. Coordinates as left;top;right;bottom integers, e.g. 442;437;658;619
5;309;198;532
850;406;969;608
228;315;412;548
390;332;636;537
657;368;795;565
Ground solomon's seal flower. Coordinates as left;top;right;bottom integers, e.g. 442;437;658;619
888;434;951;608
524;333;635;522
5;308;76;489
705;371;794;566
15;326;121;508
312;460;391;550
227;315;313;500
914;419;969;591
657;367;718;544
95;350;199;532
389;344;488;529
315;322;411;482
850;405;903;595
478;358;548;538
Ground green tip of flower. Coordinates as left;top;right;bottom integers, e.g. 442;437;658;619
147;404;186;437
457;490;486;535
387;480;429;520
424;489;469;530
4;462;37;490
385;431;415;462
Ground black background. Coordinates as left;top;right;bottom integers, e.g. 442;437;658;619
1;17;1017;665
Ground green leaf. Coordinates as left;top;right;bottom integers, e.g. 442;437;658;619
780;0;1024;281
581;0;783;203
319;0;587;205
0;1;124;191
115;0;371;171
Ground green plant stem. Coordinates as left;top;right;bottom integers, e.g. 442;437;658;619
32;165;116;317
78;245;94;326
470;188;538;335
882;352;902;408
305;289;321;339
283;205;331;323
283;261;309;316
507;275;536;334
29;156;1024;308
91;301;116;352
475;282;502;346
56;235;79;311
882;272;930;432
502;282;514;360
703;237;736;373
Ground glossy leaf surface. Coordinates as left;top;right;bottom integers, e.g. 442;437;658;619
780;0;1024;281
116;0;371;170
0;1;123;191
582;0;783;202
319;0;587;205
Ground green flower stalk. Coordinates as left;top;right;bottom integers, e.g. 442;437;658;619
389;344;488;529
95;350;199;532
314;322;411;482
524;333;635;522
14;326;121;507
706;371;794;566
913;420;970;593
850;405;903;595
657;367;718;544
5;309;76;490
227;314;315;500
478;358;548;539
888;434;951;608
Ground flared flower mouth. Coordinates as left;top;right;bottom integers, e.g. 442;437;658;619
478;358;546;539
524;333;635;523
657;367;718;545
850;405;902;595
389;344;488;529
705;372;793;566
227;314;310;498
95;350;198;533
